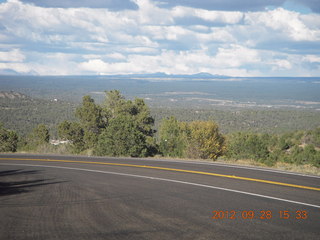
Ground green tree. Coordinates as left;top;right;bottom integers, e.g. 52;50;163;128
103;90;126;120
95;91;156;157
75;96;104;148
76;95;104;132
95;115;148;157
0;123;19;152
159;116;186;158
30;124;50;145
132;98;155;136
58;121;84;152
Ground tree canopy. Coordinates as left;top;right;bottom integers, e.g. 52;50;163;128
57;90;156;157
94;91;156;157
0;123;18;152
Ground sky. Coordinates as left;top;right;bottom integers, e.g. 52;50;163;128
0;0;319;76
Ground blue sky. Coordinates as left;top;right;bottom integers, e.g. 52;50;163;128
0;0;319;76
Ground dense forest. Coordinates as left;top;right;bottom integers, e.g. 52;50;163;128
1;91;320;136
1;90;319;169
151;108;320;134
0;92;76;136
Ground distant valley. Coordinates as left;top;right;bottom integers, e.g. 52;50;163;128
1;75;320;136
1;75;320;110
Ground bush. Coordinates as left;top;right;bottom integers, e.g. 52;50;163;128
159;118;225;160
0;124;18;152
226;132;269;161
185;121;225;160
159;117;186;158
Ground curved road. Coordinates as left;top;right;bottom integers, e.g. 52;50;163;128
0;154;319;239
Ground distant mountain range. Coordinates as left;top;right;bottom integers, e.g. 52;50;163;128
107;72;230;78
95;72;230;79
0;71;230;79
1;71;320;80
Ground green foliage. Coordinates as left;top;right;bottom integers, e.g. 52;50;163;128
2;93;320;137
0;96;76;137
151;108;320;134
74;96;105;149
272;129;320;167
76;95;104;133
31;124;50;145
226;132;269;162
55;90;156;157
226;129;320;167
132;98;155;136
0;123;18;152
58;121;84;152
57;95;108;152
103;90;126;119
303;128;320;148
95;91;156;157
21;124;50;151
2;89;317;168
95;115;149;157
279;144;320;167
277;135;294;151
159;117;186;158
312;128;320;147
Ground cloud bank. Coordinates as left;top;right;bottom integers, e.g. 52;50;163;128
0;0;319;76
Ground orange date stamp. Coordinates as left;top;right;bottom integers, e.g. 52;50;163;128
212;210;308;220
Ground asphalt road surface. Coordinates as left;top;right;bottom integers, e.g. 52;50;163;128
0;154;319;240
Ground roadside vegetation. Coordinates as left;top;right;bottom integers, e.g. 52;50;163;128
2;93;320;137
0;90;319;173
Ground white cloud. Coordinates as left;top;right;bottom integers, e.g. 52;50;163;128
245;8;320;41
272;59;292;70
132;0;173;24
303;55;320;63
0;62;30;73
123;47;158;54
0;0;138;45
0;48;25;62
78;45;262;76
79;59;108;73
0;51;81;75
105;53;127;60
172;6;244;24
198;28;236;43
212;45;260;68
144;25;192;40
0;0;319;76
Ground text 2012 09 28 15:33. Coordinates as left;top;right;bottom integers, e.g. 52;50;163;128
212;210;308;220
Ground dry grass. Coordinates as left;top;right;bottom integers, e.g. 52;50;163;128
152;155;320;176
215;158;320;176
273;162;320;176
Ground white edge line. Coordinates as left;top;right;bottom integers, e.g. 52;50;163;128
126;158;320;179
2;154;319;179
1;163;319;209
72;154;320;178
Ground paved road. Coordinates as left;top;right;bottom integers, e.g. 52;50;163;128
0;154;319;239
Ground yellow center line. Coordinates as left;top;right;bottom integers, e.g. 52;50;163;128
1;157;319;191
